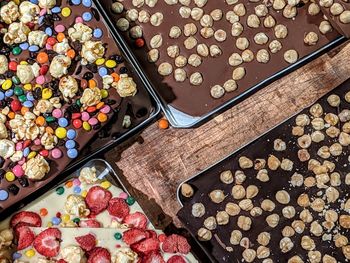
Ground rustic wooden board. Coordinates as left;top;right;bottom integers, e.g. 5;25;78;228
107;41;350;227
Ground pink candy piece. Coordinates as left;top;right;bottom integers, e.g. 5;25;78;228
75;17;83;23
51;148;62;159
52;108;63;118
55;24;65;33
88;117;98;126
12;165;24;177
39;8;47;16
45;44;53;50
100;105;111;114
119;192;128;200
81;112;90;121
34;138;41;145
73;178;81;186
16;142;23;151
36;75;45;85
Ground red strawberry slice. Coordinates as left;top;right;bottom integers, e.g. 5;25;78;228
57;260;67;263
142;251;165;263
131;238;160;255
10;211;42;228
85;186;112;215
123;212;148;229
87;247;111;263
14;223;35;250
162;235;191;254
76;234;96;251
167;255;186;263
107;198;130;219
146;230;157;239
79;219;101;228
33;228;61;257
122;229;148;245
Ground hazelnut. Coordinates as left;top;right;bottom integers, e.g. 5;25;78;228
327;94;340;107
257;49;270;63
255;4;268;16
275;190;290;204
233;3;246;16
266;214;279;228
310;103;323;117
203;216;217;230
147;49;159;63
229;53;243;67
174;69;186;82
254;32;269;45
169;26;182;39
311;117;325;130
275;24;288;39
297;193;310;207
330;172;341;186
235;170;246;184
311;131;325;143
319;21;332;34
288;256;304;263
319;0;333;7
250;207;263;217
226;11;239;24
236;37;249;50
246;185;259;198
188;54;202;67
214;29;227;42
292;126;304;136
209;190;226;203
192;203;205;217
247;14;260;28
292;220;305;234
225;202;241;216
296;114;310;126
334;234;348;247
340;11;350;24
210;9;223;21
269;40;282;53
220;170;234;184
239;199;254;211
197;227;212;241
189;72;203;86
158;62;173;76
223;79;237;92
326;186;339;202
273;0;286;10
216;211;230;225
181;183;194;197
310;221;323;237
282;226;295;237
232;185;246;199
280;158;293;171
304;176;316;188
264;15;276;28
301;235;315;251
300;209;313;223
339;109;350;122
308;3;320;15
298;134;312;148
343;245;350;259
184;23;197;37
191;7;204;20
280;237;294;253
197;44;209;57
257;246;270;259
290;172;304;187
254;159;266;170
150;34;163;48
282;206;296;219
237;215;252;231
242;249;256;262
209;45;222;57
257;169;270;182
230;230;242;245
284;49;298;64
261;199;275;212
310;198;325;212
175;56;187;68
257;232;271;246
268;155;280;170
242;50;254;62
304;32;319;46
150;12;163;26
232;67;246;81
340;215;350;228
283;5;297;18
298;149;310;162
231;22;243;37
184;36;197;50
167;45;179;58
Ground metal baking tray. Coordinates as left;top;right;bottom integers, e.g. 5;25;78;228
93;0;346;128
176;78;350;262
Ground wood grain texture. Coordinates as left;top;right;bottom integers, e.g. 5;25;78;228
110;41;350;226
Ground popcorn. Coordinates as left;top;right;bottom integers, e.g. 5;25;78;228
112;248;138;263
80;87;102;108
113;74;137;97
40;132;58;150
102;75;114;89
68;23;93;43
9;113;42;141
49;97;62;109
0;139;15;159
79;166;98;184
0;1;20;24
81;40;105;64
38;0;56;9
109;220;129;229
53;38;71;55
59;246;86;263
0;229;13;249
23;155;50;180
59;76;79;101
0;113;7;124
16;63;40;84
34;99;54;115
10;151;23;162
64;194;90;217
3;22;30;45
28;30;48;48
49;55;72;78
0;122;8;139
0;55;9;75
19;1;40;24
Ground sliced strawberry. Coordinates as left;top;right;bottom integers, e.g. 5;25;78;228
79;219;101;228
76;234;96;251
162;235;191;254
146;230;157;239
167;255;186;263
123;212;148;229
87;247;111;263
10;211;42;228
142;251;165;263
85;186;112;215
107;198;130;219
57;260;67;263
131;238;160;255
33;228;61;257
122;229;148;245
14;224;35;250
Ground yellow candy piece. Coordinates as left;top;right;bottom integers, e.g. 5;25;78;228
96;58;105;66
28;151;37;159
20;61;28;65
55;127;67;139
82;121;91;131
13;0;20;5
2;79;12;90
42;88;53;100
100;89;108;99
61;7;71;17
100;181;111;189
81;190;88;198
62;214;70;222
23;84;32;91
47;222;53;227
25;249;35;258
5;172;15;182
105;60;117;68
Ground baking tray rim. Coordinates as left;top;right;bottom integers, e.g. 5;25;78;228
92;0;347;128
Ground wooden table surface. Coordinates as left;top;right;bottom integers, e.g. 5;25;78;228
106;41;350;228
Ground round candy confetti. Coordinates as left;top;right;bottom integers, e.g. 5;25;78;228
98;67;108;77
93;28;103;38
12;165;24;177
71;0;81;4
67;129;77;140
100;181;111;189
61;7;71;17
52;109;63;118
5;172;15;182
56;187;64;195
40;208;48;216
52;217;61;225
82;0;92;7
55;127;67;139
114;232;122;240
73;218;80;224
126;196;135;205
51;148;62;159
25;249;35;258
0;189;9;201
73;179;81;186
73;186;81;194
62;214;70;222
55;24;65;33
12;252;22;260
82;12;93;21
67;148;78;159
65;140;76;149
119;192;128;200
58;118;69;127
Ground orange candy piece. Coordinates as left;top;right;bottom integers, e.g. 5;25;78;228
111;73;120;82
36;116;46;126
7;111;15;119
67;49;75;59
40;208;48;216
45;126;54;134
37;52;49;64
65;181;73;188
88;79;96;89
57;33;65;42
97;113;108;123
96;102;105;110
21;107;29;115
158;119;169;129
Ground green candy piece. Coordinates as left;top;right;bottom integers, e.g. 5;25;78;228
56;186;64;195
12;76;20;85
12;47;22;56
114;232;122;240
18;94;27;103
14;87;23;96
126;196;135;206
76;100;81;107
72;218;80;224
46;116;56;123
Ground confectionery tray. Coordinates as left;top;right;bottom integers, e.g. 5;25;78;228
94;0;346;128
177;78;350;262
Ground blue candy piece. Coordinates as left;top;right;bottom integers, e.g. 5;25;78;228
67;129;77;140
82;0;92;7
51;7;61;13
23;147;30;157
65;140;76;149
23;101;34;108
26;92;35;101
12;252;22;260
45;27;53;36
28;45;39;52
0;190;9;201
58;117;69;127
38;16;45;25
93;28;103;38
73;186;81;194
72;0;82;5
98;67;108;77
5;89;13;97
82;12;92;21
52;217;61;225
19;42;29;50
0;92;5;101
67;148;78;159
30;0;39;4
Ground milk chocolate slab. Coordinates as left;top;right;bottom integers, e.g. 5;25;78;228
177;78;350;262
98;0;342;123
